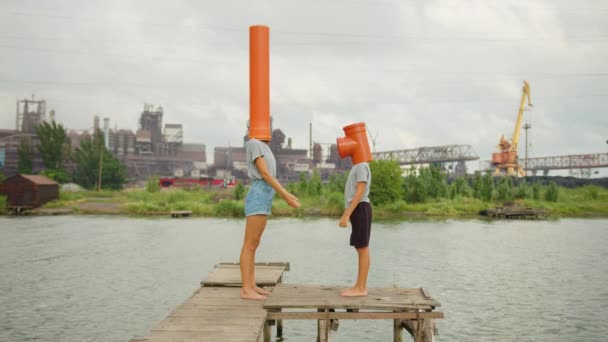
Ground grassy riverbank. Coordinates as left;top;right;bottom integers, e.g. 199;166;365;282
11;183;604;218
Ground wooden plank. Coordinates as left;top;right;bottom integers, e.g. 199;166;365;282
267;311;444;320
264;284;441;310
218;261;290;271
201;264;287;287
147;331;261;342
143;284;267;342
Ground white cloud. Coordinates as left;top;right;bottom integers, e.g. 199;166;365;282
0;0;606;175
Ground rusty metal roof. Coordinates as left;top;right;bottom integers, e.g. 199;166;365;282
20;174;59;185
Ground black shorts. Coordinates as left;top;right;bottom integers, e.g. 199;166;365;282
350;202;372;248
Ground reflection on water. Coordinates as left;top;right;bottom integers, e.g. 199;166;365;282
1;216;607;342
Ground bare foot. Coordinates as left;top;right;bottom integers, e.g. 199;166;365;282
241;288;267;300
255;286;270;295
340;287;368;297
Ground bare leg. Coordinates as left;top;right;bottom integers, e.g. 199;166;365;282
340;246;370;297
240;215;268;300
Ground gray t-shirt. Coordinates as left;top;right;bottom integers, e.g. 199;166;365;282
246;138;276;180
344;162;371;208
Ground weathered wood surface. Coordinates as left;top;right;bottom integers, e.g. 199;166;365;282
134;263;288;342
201;263;287;287
141;287;267;342
264;284;441;310
170;210;193;218
267;311;444;320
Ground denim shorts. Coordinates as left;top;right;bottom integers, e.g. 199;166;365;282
244;180;275;216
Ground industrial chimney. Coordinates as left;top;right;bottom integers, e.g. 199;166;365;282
103;117;110;149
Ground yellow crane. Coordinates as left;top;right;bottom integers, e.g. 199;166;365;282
491;81;533;177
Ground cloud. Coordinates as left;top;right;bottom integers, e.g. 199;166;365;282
0;0;606;175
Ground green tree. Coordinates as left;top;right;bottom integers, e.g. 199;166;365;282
307;170;322;197
36;121;70;172
17;137;34;174
72;131;126;190
544;182;559;202
532;183;542;200
298;173;308;196
480;172;494;202
234;182;246;200
514;180;529;199
146;176;160;193
495;177;515;202
369;160;403;206
472;171;483;199
449;176;470;199
0;170;5;183
327;172;347;193
404;166;428;203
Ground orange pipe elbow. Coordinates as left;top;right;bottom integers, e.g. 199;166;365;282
249;25;271;141
336;122;372;164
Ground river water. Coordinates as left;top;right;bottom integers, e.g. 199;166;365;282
0;216;607;342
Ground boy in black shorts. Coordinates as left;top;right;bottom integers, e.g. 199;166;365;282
336;122;373;297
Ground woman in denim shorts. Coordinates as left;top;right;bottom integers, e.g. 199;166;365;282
240;138;300;300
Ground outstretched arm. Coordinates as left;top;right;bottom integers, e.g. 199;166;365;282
254;156;300;208
339;182;366;227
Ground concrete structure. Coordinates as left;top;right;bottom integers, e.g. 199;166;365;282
214;127;311;182
16;96;46;134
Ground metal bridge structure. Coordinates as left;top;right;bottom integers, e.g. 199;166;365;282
480;152;608;176
372;145;480;165
372;145;480;177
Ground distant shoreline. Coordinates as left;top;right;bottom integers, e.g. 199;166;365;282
3;187;606;219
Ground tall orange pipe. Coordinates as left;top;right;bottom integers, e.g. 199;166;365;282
249;25;271;141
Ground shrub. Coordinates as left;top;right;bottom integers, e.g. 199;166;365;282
495;177;515;202
369;160;404;206
583;185;599;200
544;182;559;202
532;183;542;200
214;200;244;217
40;169;70;183
404;167;427;203
480;172;494;202
515;181;529;199
472;171;483;199
146;176;160;193
449;177;470;199
307;170;322;197
234;182;246;200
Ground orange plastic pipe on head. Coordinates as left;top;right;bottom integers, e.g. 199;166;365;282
336;122;373;164
249;25;271;141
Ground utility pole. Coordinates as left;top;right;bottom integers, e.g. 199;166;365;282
309;122;312;159
97;129;103;191
523;122;531;179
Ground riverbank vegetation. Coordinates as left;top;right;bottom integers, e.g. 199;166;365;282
30;161;608;218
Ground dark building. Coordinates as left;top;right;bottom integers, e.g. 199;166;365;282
0;174;59;208
16;96;46;134
0;133;45;177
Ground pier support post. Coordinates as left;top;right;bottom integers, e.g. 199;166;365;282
316;309;330;342
393;317;403;342
276;309;283;338
263;319;271;342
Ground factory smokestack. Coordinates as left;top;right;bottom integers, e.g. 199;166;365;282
103;117;110;149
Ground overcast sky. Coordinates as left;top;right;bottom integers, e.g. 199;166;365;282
0;0;606;174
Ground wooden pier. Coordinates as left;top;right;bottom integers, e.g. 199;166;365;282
481;206;548;219
130;262;443;342
170;210;193;218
